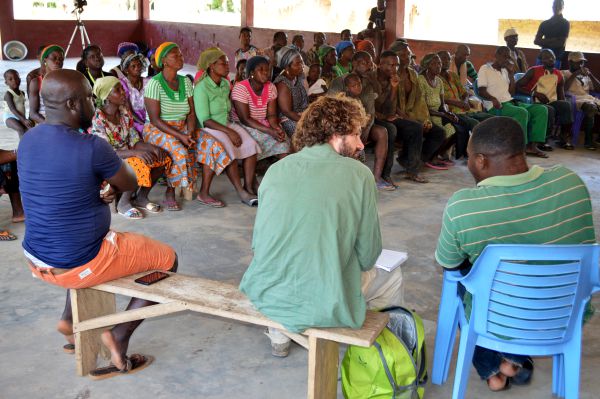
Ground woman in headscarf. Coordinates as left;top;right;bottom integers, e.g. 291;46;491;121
231;56;290;161
355;40;377;64
333;41;355;77
120;52;149;137
144;42;232;210
76;45;111;88
110;42;139;79
318;45;337;87
273;47;308;136
193;47;260;206
90;77;171;218
28;44;64;124
417;53;462;168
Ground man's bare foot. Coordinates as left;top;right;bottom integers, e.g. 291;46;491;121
487;373;508;391
101;330;127;371
57;319;74;345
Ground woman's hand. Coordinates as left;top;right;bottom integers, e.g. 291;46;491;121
268;126;286;142
226;128;243;147
178;133;196;148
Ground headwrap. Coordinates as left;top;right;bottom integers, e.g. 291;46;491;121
420;53;438;73
40;44;64;63
335;41;355;57
277;46;301;69
245;55;269;77
355;40;376;58
117;42;139;58
121;52;149;71
318;45;336;65
388;39;409;54
197;47;226;71
155;42;179;68
92;76;120;107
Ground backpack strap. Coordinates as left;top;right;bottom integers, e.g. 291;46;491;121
374;340;398;399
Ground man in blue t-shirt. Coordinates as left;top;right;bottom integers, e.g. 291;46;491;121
18;69;178;379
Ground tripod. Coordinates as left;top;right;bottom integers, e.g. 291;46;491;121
64;8;91;57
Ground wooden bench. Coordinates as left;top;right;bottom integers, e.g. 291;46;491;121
71;271;389;399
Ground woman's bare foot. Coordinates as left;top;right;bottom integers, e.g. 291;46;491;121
499;360;520;377
57;319;74;345
101;329;127;371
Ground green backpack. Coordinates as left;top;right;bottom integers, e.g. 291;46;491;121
341;307;428;399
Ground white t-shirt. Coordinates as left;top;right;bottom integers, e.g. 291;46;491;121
478;63;512;110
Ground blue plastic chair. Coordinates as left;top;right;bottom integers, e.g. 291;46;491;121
568;92;600;146
433;244;599;399
513;72;533;104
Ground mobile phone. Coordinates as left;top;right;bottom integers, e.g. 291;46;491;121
134;271;170;286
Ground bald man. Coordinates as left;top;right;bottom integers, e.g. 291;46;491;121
451;44;478;88
17;69;178;379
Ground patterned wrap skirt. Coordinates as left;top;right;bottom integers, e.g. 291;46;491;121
231;122;290;161
125;157;172;188
143;120;231;189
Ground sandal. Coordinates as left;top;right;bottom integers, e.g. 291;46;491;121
196;197;225;208
163;199;181;211
0;230;17;241
537;143;553;152
89;354;154;380
63;343;75;354
118;208;144;220
424;161;449;170
377;181;396;191
560;143;574;150
405;174;429;183
133;201;162;213
11;215;25;223
525;150;549;158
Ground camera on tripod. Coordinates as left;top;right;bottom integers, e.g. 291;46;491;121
73;0;87;12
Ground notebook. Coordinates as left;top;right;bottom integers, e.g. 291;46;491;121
375;249;408;272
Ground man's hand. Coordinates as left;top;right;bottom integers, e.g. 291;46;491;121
135;149;156;165
446;112;459;124
99;181;116;204
459;100;471;111
23;119;35;129
491;98;502;109
577;67;590;77
533;91;550;104
390;74;400;88
505;59;516;75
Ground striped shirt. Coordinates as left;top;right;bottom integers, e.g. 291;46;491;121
435;165;596;269
230;80;277;125
144;76;193;121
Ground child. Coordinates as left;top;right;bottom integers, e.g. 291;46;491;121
3;70;33;138
307;64;327;101
232;59;247;86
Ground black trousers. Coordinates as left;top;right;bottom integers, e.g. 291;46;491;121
375;118;423;176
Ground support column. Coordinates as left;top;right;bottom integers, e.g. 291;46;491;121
241;0;254;27
385;0;406;46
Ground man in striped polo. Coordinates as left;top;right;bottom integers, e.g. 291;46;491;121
435;116;595;391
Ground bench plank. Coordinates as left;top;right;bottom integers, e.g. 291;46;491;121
92;272;389;347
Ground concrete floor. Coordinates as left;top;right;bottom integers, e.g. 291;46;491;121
0;58;599;399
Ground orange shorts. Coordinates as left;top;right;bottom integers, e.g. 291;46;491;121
29;231;176;289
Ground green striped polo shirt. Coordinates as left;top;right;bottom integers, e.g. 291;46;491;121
436;164;596;269
144;75;193;121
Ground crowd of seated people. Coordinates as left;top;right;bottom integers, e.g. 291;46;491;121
2;26;599;229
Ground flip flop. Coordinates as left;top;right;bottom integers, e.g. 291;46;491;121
63;343;75;354
241;198;258;207
0;231;17;241
163;199;181;211
424;161;449;170
11;215;25;223
405;174;429;183
196;197;226;208
118;208;144;220
376;181;396;191
133;201;162;213
89;354;154;380
525;151;549;158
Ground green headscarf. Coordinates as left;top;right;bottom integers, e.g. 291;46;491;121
197;47;226;71
92;76;120;107
155;42;179;68
40;44;64;63
318;45;336;66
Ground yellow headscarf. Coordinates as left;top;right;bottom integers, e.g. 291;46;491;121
155;42;179;68
92;76;120;107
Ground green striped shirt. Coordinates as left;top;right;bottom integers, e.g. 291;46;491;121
144;76;193;121
435;165;596;269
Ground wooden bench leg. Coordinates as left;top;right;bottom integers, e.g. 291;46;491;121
71;288;116;376
307;336;339;399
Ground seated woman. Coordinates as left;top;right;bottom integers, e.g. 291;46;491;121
232;59;247;86
273;47;308;136
231;56;290;161
333;41;355;77
318;45;337;87
76;45;111;88
120;52;149;137
28;44;64;124
90;77;170;219
110;42;139;79
144;42;232;210
418;53;463;168
194;47;260;205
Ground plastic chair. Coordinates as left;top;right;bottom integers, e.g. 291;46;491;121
434;244;599;399
513;72;533;104
568;92;600;146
